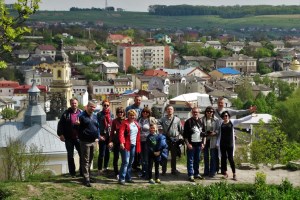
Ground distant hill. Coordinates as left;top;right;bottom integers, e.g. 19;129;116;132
29;10;300;30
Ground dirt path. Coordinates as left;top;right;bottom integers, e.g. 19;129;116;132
66;164;300;189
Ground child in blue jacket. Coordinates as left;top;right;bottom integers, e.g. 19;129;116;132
147;123;168;184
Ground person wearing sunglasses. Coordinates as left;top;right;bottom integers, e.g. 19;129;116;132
216;111;254;181
202;106;219;178
97;100;114;175
108;107;125;179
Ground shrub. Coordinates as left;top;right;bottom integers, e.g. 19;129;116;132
0;188;12;199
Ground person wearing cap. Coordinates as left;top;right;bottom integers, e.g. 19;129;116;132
202;106;219;177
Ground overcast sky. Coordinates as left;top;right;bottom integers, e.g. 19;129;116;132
6;0;300;11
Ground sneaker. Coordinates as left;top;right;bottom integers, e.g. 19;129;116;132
119;181;125;185
149;179;155;184
116;174;119;180
84;181;91;187
189;176;195;182
195;174;204;180
233;174;237;181
97;170;102;176
126;179;135;183
155;179;161;184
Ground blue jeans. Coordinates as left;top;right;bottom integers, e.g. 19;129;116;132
140;141;148;176
204;142;218;176
119;145;136;182
186;143;201;177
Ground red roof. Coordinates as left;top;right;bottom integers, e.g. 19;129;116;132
143;69;168;77
37;44;56;51
108;34;127;40
14;85;48;94
0;80;20;88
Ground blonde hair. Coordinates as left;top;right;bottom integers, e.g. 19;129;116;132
127;109;137;117
149;123;157;130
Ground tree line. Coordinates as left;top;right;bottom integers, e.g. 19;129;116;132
69;7;115;11
148;5;300;18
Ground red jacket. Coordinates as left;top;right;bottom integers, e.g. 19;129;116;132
119;119;141;153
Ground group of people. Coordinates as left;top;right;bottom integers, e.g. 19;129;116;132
57;96;256;187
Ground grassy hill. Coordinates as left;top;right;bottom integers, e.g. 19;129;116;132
30;11;300;30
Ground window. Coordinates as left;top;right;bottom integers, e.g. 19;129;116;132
57;70;62;78
95;89;98;92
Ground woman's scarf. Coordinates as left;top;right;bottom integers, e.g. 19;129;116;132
103;109;111;129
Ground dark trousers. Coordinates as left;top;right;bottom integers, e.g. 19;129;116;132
65;139;82;176
148;153;160;180
98;140;110;170
220;145;236;174
113;143;120;175
161;140;177;173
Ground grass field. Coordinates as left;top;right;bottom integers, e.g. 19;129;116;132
29;11;300;30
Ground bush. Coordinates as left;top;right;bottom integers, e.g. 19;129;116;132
0;188;12;199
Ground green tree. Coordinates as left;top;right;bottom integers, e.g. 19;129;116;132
0;0;40;68
254;92;269;113
230;97;243;109
273;88;300;142
1;107;17;120
265;91;277;111
127;66;137;74
257;62;272;74
276;79;295;101
151;106;162;119
250;121;288;165
235;80;254;102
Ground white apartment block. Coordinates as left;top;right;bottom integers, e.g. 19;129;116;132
117;44;171;70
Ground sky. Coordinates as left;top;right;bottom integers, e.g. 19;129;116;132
6;0;300;12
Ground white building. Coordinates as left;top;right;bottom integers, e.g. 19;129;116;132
91;81;114;95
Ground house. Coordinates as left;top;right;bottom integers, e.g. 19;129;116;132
169;93;211;119
226;41;245;53
99;62;119;80
216;54;257;74
204;41;222;50
252;84;272;97
263;71;300;87
0;97;14;113
181;56;215;70
13;84;48;96
277;48;295;58
161;67;210;79
153;34;172;44
248;42;262;51
143;69;168;77
258;57;290;71
168;76;206;97
0;80;20;96
35;44;56;60
13;49;30;59
239;114;274;135
131;74;152;91
0;81;72;180
209;67;241;80
89;81;114;99
106;34;133;44
64;45;89;55
109;77;133;94
71;79;87;95
270;40;285;51
117;44;171;70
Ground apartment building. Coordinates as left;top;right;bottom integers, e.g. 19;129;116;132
117;44;171;70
